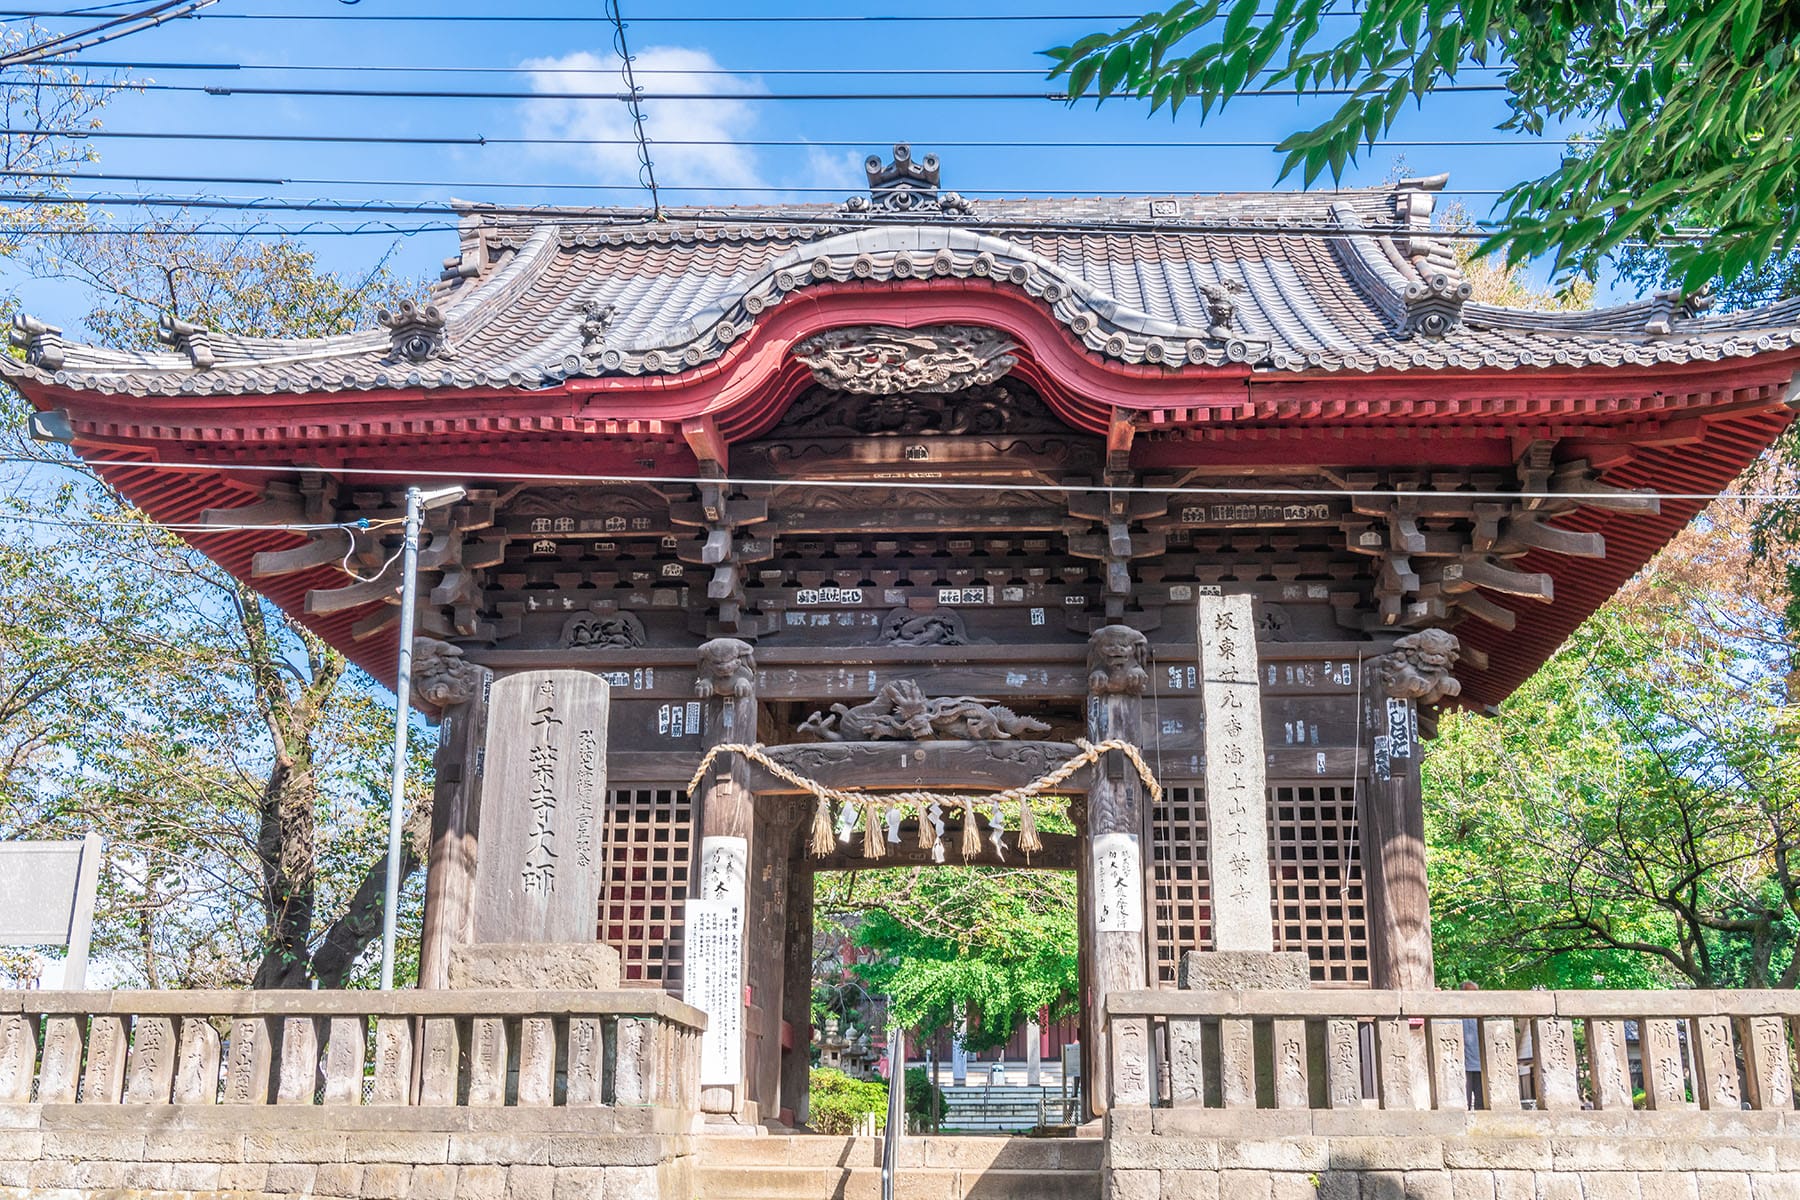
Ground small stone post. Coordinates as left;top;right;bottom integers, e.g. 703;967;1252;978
684;638;758;1120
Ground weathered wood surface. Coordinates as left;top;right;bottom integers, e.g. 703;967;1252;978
1084;625;1150;1118
470;670;610;945
418;658;493;989
1361;687;1435;990
686;640;756;1118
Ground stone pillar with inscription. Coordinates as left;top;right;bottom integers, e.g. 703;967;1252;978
1362;630;1461;991
684;638;758;1120
1198;593;1276;954
414;638;492;990
442;667;617;991
1085;624;1151;1116
1189;593;1313;989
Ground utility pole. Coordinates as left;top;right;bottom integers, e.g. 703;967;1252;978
380;484;464;990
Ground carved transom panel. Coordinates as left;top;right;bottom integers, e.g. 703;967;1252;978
770;380;1065;439
792;324;1017;396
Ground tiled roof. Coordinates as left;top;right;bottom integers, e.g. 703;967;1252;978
8;175;1800;397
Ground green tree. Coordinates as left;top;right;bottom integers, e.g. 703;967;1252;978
1046;0;1800;287
1425;491;1800;988
818;858;1080;1049
3;161;425;984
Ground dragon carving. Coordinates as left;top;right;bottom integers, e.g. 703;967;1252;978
797;679;1050;742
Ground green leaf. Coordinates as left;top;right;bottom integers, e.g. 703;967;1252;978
1066;57;1101;101
1097;43;1134;97
1222;0;1259;48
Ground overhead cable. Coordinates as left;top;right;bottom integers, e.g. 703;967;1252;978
0;190;1522;234
0;8;1359;22
0;172;1520;199
0;126;1595;151
605;0;660;219
66;58;1512;77
8;457;1768;506
15;77;1512;101
0;0;218;67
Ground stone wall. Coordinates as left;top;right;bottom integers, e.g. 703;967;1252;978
1106;1110;1800;1200
0;1103;693;1200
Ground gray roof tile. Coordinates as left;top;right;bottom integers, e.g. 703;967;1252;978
7;180;1800;398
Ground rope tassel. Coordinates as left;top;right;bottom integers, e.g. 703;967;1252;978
960;802;982;860
862;804;886;860
917;801;935;849
1017;797;1041;856
681;739;1165;859
811;794;836;858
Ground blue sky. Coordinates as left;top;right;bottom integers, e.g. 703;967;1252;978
9;0;1605;335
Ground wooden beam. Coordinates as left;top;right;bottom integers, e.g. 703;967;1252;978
682;416;728;472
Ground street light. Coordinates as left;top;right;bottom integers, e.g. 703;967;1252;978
379;483;466;991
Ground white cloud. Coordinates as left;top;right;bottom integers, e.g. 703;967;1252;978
520;46;769;192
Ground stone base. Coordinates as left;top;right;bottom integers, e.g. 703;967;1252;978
1178;950;1312;991
447;941;622;990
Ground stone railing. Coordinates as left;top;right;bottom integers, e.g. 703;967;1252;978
1106;988;1799;1115
0;988;704;1112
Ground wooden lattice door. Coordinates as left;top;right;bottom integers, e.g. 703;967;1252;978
1150;780;1369;985
597;786;693;992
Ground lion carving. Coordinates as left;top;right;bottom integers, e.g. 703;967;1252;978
1087;625;1149;696
695;638;757;699
411;637;484;708
1373;628;1462;707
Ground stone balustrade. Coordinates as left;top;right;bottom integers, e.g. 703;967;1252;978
0;989;705;1200
1106;988;1798;1115
0;988;703;1112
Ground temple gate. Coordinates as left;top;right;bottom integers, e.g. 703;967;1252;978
8;148;1800;1193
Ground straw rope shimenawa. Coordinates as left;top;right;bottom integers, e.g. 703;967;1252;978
683;738;1165;860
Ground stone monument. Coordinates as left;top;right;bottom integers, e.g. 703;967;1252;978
451;668;618;989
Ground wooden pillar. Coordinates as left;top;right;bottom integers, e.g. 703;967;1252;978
685;638;759;1120
779;831;815;1127
1084;625;1151;1116
415;638;493;990
1362;633;1460;992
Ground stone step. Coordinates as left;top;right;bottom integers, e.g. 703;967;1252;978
695;1164;1102;1200
698;1134;1102;1172
697;1135;1105;1199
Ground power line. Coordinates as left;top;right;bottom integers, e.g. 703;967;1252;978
61;57;1514;78
0;8;1355;22
0;0;218;68
0;171;1522;199
1;126;1593;150
4;456;1764;506
0;510;402;534
0;189;1525;232
16;77;1512;101
606;0;659;219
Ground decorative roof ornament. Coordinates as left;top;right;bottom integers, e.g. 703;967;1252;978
378;298;449;364
1643;287;1714;336
9;314;64;371
844;144;973;216
1402;271;1475;338
794;324;1017;395
578;300;618;353
1393;175;1472;339
155;313;215;370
